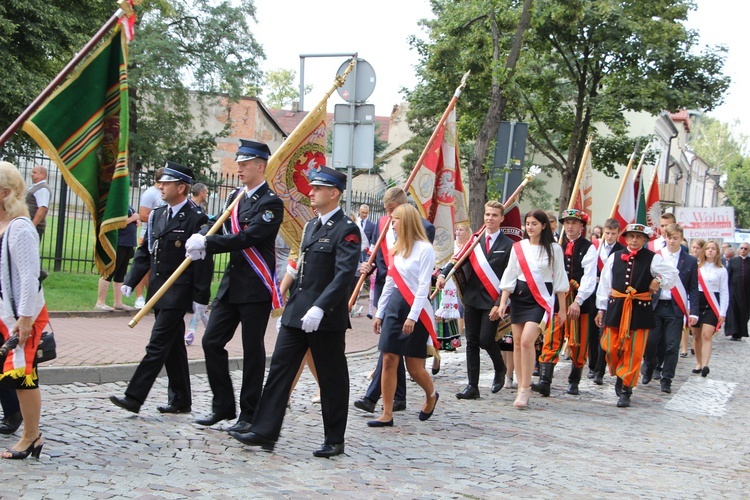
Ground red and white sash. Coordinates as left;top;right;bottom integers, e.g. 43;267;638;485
592;239;605;272
514;241;554;329
698;267;722;329
468;239;501;301
387;263;440;348
659;248;689;323
230;189;283;310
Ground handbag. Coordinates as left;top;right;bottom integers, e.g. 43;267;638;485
36;331;57;363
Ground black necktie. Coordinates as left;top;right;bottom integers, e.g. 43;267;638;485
167;208;173;222
313;219;322;233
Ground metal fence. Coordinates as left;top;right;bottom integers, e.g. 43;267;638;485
1;150;384;278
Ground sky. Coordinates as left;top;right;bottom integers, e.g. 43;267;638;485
251;0;748;136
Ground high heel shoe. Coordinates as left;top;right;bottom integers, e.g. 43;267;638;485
419;392;439;421
3;433;43;460
513;388;531;409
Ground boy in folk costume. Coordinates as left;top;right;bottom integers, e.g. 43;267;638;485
532;209;597;397
595;223;678;407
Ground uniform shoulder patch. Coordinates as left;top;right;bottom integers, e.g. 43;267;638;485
262;210;275;222
344;233;360;245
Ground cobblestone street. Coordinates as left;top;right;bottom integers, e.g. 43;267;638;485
0;333;748;498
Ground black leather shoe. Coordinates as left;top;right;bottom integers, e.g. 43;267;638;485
195;411;236;426
353;398;376;413
419;392;439;421
313;442;345;458
367;419;394;427
229;431;275;451
491;367;507;393
616;392;631;408
392;400;407;412
0;412;22;435
660;379;672;394
692;368;702;374
653;368;662;381
157;404;192;414
701;366;710;377
432;357;441;375
109;395;141;414
455;385;480;400
641;371;652;385
593;373;604;386
227;420;252;433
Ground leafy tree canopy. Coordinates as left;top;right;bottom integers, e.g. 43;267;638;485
0;0;112;151
406;0;730;220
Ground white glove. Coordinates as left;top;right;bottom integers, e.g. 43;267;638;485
275;316;282;334
121;285;133;298
193;302;207;316
300;306;324;333
185;234;206;253
286;263;298;280
186;248;206;261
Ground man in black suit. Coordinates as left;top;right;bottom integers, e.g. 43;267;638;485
725;243;750;341
591;218;625;385
436;201;512;399
186;139;283;432
642;223;699;393
352;187;435;414
110;162;212;414
230;166;360;458
357;204;377;261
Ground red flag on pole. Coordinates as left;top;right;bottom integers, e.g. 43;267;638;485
499;203;523;242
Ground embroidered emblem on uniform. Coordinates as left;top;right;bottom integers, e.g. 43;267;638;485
262;210;274;222
175;240;182;248
344;234;360;244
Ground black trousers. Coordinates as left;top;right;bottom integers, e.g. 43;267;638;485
250;324;349;445
202;298;271;422
364;351;406;403
588;310;601;371
0;386;19;416
126;308;191;407
463;304;505;386
644;301;683;382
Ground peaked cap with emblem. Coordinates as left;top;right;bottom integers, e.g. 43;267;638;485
161;161;194;184
309;166;347;192
236;139;271;162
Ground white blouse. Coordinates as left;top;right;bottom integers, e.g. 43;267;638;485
376;240;436;322
499;240;570;294
698;263;729;316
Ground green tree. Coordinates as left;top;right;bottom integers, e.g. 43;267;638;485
726;157;750;227
259;68;312;109
128;0;264;176
0;0;112;151
406;0;729;227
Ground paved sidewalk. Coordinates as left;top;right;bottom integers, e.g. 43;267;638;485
41;303;379;384
1;333;748;497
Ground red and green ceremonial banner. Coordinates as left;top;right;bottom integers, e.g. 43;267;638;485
409;108;469;266
646;160;662;235
266;102;328;253
23;27;130;277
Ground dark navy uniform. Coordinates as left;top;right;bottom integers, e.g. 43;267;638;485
201;183;283;423
122;201;212;408
248;208;360;447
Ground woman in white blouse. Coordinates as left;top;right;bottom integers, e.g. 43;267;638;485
0;162;46;459
370;204;438;427
692;240;729;377
498;210;569;408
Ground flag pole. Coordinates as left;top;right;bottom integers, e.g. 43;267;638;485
429;166;541;299
348;71;471;310
129;59;358;328
608;141;645;219
0;0;139;148
557;135;593;244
